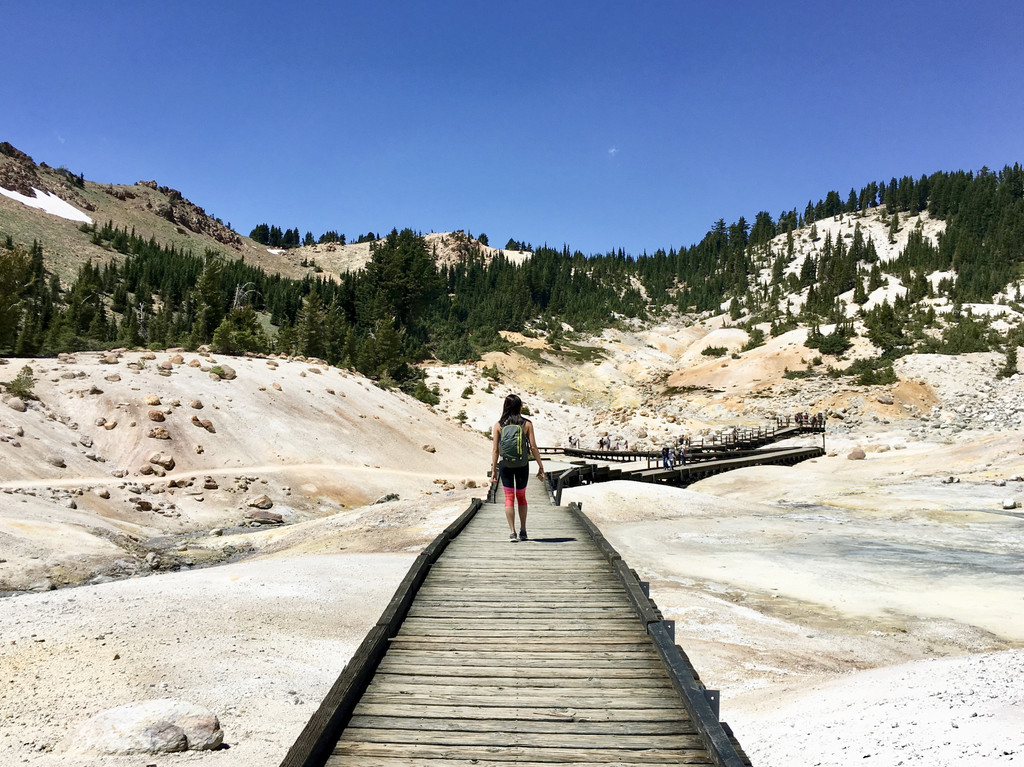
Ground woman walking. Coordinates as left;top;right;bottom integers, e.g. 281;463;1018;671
491;394;546;542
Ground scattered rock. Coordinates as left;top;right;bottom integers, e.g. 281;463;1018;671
995;479;1008;487
245;509;283;524
104;373;121;382
6;397;26;412
374;493;400;504
79;435;94;448
158;361;173;372
272;382;282;391
189;399;203;409
218;364;236;380
147;428;171;440
422;444;437;453
144;395;161;406
46;454;66;468
1002;498;1018;510
168;354;184;365
148;410;165;422
69;699;223;755
99;354;118;365
248;494;274;510
136;500;153;511
149;452;175;470
104;420;118;430
93;488;111;499
203;477;219;490
877;394;895;405
847;448;866;461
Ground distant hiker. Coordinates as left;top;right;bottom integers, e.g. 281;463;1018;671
661;446;670;469
680;445;687;465
491;394;546;543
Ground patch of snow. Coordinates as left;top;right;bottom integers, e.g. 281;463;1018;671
0;186;92;224
267;248;286;255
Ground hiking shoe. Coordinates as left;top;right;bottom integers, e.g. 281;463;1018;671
509;533;518;543
519;529;528;541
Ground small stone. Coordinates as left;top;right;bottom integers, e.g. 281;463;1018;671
144;395;161;406
248;494;273;510
80;435;94;448
94;488;111;499
168;354;184;365
189;399;203;410
877;394;894;405
148;410;165;422
272;382;282;391
104;420;118;430
1003;498;1018;510
158;361;173;372
218;364;236;380
46;454;66;468
203;477;219;490
104;373;121;382
422;444;437;453
147;428;171;440
847;448;866;461
6;397;27;412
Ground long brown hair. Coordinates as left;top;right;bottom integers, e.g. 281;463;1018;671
499;393;526;427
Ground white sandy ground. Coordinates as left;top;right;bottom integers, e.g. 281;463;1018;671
2;327;1024;766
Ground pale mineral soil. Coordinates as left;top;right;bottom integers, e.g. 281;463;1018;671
3;321;1024;766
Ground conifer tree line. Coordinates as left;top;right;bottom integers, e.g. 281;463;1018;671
1;164;1022;395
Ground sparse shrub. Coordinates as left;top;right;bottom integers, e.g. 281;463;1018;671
742;327;765;351
461;385;473;399
3;364;35;399
701;346;728;357
413;379;439;405
481;363;501;381
521;404;531;416
209;365;225;377
455;409;468;423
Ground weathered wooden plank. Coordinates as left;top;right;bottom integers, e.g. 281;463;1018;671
329;741;713;763
378;655;663;671
371;673;674;689
327;757;715;767
389;636;656;648
338;726;705;749
384;652;664;668
350;702;688;723
345;715;696;736
359;686;677;705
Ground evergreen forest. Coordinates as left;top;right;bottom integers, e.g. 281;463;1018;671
1;164;1023;400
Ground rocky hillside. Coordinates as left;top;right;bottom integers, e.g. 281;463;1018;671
0;348;489;593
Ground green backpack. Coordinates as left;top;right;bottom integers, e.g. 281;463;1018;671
499;423;529;468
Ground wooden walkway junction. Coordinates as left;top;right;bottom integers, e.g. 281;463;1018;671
282;480;750;767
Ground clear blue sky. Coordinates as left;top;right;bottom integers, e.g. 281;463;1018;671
2;1;1022;255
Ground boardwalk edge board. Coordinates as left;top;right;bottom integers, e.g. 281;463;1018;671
567;502;748;767
280;498;484;767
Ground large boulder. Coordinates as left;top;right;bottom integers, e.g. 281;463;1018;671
70;699;223;755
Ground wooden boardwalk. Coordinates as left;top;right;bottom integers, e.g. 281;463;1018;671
286;481;749;767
